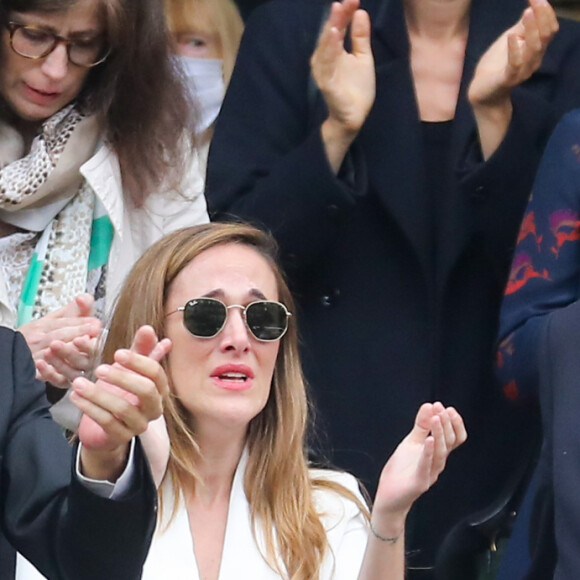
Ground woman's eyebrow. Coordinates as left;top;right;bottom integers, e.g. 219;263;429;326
13;17;101;39
202;288;268;300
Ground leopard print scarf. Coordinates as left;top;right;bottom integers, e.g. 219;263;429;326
0;104;102;325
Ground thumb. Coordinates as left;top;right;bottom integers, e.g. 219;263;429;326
130;325;159;357
47;294;93;319
74;293;95;317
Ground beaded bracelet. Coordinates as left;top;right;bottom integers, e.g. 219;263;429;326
369;521;400;545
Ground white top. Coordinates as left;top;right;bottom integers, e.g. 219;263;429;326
18;450;369;580
143;451;369;580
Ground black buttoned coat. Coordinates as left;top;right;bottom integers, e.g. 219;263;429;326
206;0;580;570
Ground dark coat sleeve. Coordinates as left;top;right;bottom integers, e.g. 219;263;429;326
496;111;580;403
524;299;580;579
0;329;156;580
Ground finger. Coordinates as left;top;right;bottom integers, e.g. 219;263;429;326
43;349;84;383
507;33;526;78
448;407;468;447
430;414;449;477
95;355;165;418
130;325;160;357
71;335;97;357
350;9;372;57
73;293;95;317
149;338;173;363
409;402;435;442
40;318;101;338
72;378;149;435
48;339;93;371
72;389;135;447
439;410;457;450
522;8;543;55
529;0;559;44
114;348;170;402
414;435;436;491
330;0;360;37
45;294;92;320
312;22;343;82
36;359;69;388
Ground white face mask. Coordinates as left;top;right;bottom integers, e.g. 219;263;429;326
176;56;225;135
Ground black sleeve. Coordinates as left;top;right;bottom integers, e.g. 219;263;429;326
1;330;156;580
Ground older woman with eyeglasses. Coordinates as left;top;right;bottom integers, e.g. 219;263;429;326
28;222;466;580
0;0;208;426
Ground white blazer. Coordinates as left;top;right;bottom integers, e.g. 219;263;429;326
143;451;369;579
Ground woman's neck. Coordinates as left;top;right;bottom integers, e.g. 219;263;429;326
190;428;246;505
404;0;470;41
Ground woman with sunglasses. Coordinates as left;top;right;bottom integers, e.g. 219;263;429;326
0;0;208;425
34;222;466;580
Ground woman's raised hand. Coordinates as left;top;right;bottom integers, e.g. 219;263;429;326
370;403;467;538
71;325;171;481
467;0;558;159
21;293;101;383
311;0;376;172
469;0;558;107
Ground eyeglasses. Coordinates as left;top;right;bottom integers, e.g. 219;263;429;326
6;22;110;68
168;297;292;342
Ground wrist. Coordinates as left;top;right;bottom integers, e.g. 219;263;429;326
80;443;129;482
321;117;358;174
469;91;513;121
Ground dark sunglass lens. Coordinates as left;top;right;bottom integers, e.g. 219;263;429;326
183;299;225;338
246;302;287;340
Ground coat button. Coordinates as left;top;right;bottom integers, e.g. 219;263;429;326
320;289;340;307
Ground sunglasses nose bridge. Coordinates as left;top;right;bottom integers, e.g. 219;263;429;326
221;304;251;341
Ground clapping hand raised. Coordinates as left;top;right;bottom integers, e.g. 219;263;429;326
70;325;171;482
371;403;467;539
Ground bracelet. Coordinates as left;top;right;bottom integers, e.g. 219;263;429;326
369;521;400;545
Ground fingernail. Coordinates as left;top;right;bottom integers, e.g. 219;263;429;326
72;379;85;393
95;364;109;379
116;350;130;363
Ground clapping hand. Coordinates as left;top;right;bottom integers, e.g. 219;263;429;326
20;293;101;382
311;0;375;172
468;0;558;109
371;403;467;537
71;325;171;481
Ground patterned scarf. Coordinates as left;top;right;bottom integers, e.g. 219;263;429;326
0;104;112;325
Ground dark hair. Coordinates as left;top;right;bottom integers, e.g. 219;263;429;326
0;0;195;205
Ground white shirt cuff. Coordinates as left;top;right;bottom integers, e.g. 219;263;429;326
75;438;136;499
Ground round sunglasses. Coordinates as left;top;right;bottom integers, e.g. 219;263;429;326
167;297;292;342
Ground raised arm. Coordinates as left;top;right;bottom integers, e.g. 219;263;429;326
357;403;467;580
206;0;371;270
311;0;375;173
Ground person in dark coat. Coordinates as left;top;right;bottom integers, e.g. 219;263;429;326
0;326;166;579
204;0;580;575
519;299;580;580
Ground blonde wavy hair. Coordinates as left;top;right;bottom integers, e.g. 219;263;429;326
164;0;244;86
101;223;369;579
